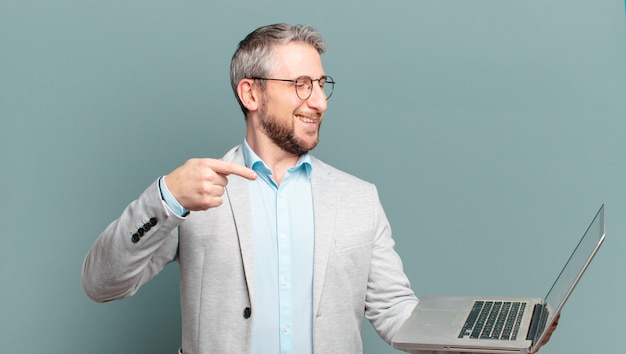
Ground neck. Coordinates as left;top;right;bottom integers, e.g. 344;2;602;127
245;133;301;186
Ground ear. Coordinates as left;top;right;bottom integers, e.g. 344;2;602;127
237;78;260;112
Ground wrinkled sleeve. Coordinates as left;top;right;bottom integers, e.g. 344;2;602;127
82;179;186;302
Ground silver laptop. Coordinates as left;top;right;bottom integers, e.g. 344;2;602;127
392;205;605;354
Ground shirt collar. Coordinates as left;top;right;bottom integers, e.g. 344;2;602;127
242;139;312;179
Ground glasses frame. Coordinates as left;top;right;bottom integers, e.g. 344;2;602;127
252;75;335;100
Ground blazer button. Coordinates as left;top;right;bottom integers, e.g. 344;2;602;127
149;217;158;226
243;307;251;319
131;233;140;243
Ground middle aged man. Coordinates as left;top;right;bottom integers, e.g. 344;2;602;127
83;23;556;354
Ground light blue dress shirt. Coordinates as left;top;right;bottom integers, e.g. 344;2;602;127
159;141;314;354
242;141;314;354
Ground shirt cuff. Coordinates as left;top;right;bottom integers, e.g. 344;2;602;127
158;176;189;217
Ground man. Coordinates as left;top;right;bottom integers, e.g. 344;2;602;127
83;23;554;354
82;23;418;353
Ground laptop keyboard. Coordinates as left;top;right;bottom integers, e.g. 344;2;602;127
458;300;526;340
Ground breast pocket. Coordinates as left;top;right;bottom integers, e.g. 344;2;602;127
330;232;374;300
334;231;373;255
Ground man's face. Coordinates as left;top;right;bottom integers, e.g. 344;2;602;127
258;42;328;155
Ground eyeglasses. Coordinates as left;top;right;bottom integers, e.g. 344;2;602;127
252;75;335;100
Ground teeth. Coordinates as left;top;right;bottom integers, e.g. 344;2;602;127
296;115;316;123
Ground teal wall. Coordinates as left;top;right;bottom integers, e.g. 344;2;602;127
2;1;625;353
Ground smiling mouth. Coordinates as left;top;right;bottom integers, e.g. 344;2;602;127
295;115;318;124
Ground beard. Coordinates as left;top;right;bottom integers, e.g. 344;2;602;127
259;105;321;155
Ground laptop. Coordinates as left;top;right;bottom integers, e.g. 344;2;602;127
392;205;605;354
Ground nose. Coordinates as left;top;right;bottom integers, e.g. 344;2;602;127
306;81;328;112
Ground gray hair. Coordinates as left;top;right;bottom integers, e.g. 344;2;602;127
230;23;326;116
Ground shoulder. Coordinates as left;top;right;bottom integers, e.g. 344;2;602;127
310;155;376;191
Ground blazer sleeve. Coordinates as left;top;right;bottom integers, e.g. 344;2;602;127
81;179;185;302
364;185;419;343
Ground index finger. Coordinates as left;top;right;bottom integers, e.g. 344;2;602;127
208;159;257;180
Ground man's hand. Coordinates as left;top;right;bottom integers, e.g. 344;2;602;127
532;314;560;353
164;158;257;211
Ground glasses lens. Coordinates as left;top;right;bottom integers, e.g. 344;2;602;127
295;77;313;100
323;76;334;99
294;76;335;100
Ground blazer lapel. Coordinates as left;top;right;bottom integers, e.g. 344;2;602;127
223;146;256;304
310;158;337;316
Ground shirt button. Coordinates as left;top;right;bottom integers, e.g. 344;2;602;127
279;233;287;240
281;280;288;287
282;325;289;333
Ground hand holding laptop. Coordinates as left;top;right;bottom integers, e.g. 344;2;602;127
532;314;559;353
392;205;604;354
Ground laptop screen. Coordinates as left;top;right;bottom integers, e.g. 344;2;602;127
534;205;605;346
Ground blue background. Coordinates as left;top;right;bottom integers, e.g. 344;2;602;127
1;0;625;353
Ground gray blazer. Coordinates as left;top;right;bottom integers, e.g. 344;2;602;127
82;145;418;354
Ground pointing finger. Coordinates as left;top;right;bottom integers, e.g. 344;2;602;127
207;159;257;180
